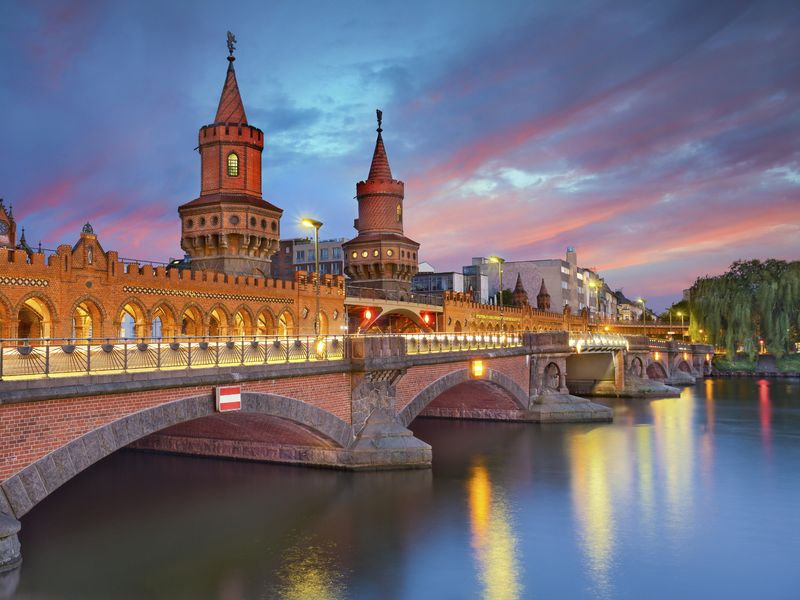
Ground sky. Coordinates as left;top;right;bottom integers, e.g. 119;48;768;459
1;0;798;311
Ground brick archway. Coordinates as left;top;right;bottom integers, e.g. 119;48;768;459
0;392;351;519
399;368;529;427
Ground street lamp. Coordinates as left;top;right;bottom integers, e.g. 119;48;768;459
676;311;685;340
301;218;323;335
637;298;647;338
488;256;505;330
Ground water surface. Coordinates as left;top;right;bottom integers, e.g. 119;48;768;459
13;378;800;599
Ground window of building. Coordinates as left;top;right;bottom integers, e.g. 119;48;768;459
227;153;239;177
320;248;329;260
296;250;305;261
332;247;341;259
308;250;315;262
577;272;583;280
561;281;569;289
332;263;340;274
561;266;570;275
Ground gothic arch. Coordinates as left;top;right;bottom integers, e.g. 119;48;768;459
646;361;668;380
0;391;352;519
628;356;644;377
68;295;108;339
256;307;277;336
114;297;149;339
14;292;59;339
179;303;205;337
150;301;179;338
0;291;14;338
399;368;529;427
277;308;296;337
543;362;561;391
208;304;231;336
231;304;255;337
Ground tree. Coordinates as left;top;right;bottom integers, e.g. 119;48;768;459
689;260;800;358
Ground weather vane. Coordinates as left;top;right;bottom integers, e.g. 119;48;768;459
376;109;383;133
227;31;237;57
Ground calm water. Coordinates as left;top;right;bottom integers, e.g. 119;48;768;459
11;378;800;599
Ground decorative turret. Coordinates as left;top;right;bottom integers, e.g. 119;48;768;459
178;33;283;277
537;279;551;310
343;110;419;294
511;273;529;307
0;198;17;249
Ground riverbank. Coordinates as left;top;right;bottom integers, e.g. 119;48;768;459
712;354;800;378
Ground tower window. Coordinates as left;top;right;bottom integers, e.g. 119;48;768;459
227;153;239;177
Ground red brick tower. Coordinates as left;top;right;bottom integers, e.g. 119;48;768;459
178;35;283;277
343;110;419;294
511;273;529;307
537;279;551;310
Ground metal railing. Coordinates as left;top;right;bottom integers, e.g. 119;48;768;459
0;335;347;380
345;285;444;306
404;332;524;355
569;333;630;352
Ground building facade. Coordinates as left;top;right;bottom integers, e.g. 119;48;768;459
274;238;345;280
0;45;345;341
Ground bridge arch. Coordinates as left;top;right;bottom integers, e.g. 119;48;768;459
646;361;668;380
399;368;528;427
256;307;277;336
628;356;643;377
16;292;58;339
0;292;14;338
1;391;352;519
69;295;108;339
150;301;179;338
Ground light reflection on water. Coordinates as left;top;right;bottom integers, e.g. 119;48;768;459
467;462;522;600
12;378;800;599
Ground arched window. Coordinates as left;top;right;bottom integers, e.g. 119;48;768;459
227;153;239;177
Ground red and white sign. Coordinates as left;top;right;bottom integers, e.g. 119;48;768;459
216;385;241;412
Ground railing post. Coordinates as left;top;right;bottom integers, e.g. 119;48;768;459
216;339;220;367
157;340;161;370
0;340;3;380
123;341;128;372
306;336;310;362
187;340;192;369
86;339;91;375
45;343;50;377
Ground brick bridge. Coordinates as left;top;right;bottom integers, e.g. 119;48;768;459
0;331;712;571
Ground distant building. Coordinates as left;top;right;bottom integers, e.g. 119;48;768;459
411;271;464;298
462;261;490;304
466;247;617;318
614;290;644;321
274;237;345;280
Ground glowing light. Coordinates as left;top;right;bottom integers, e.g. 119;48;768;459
300;218;322;229
654;352;660;361
364;309;372;321
471;359;485;378
423;313;431;325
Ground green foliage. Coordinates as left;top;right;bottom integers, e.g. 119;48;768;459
712;356;757;372
777;354;800;373
690;260;800;359
659;299;689;323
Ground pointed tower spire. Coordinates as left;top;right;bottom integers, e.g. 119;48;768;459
215;32;247;124
537;278;551;311
367;109;393;180
511;273;529;307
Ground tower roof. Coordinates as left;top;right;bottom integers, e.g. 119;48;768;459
214;58;247;124
513;273;526;294
367;109;393;180
538;279;550;297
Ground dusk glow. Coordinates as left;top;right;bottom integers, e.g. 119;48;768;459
1;0;798;309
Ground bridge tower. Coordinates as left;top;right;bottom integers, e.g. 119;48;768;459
343;110;419;295
178;38;283;277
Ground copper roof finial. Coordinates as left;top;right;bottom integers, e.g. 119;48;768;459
376;109;383;133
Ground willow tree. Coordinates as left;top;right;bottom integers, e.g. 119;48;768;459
689;260;800;358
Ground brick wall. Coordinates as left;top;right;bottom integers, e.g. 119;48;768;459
0;372;353;482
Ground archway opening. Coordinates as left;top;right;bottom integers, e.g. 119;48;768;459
646;361;668;380
629;356;643;377
209;308;228;337
72;300;102;339
677;360;692;374
151;305;177;339
278;310;294;337
416;380;521;421
181;306;203;337
257;310;275;336
119;303;146;339
19;297;53;339
453;320;462;333
543;362;561;391
233;309;253;337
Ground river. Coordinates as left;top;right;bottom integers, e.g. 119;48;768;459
11;377;800;599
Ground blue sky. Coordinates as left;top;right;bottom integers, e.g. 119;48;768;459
1;0;798;310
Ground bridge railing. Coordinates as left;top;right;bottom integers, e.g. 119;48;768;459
403;332;524;355
345;285;444;306
569;332;630;353
0;335;348;380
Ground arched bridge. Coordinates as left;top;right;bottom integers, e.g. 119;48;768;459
0;331;712;570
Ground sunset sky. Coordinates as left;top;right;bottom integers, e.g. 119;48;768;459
1;0;798;310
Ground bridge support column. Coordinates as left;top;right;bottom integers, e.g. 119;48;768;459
347;371;431;469
525;332;612;422
0;512;21;599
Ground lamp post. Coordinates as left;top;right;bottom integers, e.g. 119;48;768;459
301;218;323;335
589;280;600;322
489;256;505;330
637;298;647;338
677;311;684;340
